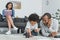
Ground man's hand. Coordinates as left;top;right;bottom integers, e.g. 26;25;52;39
49;32;57;37
47;19;51;28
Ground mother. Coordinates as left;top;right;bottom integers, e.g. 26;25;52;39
2;2;18;35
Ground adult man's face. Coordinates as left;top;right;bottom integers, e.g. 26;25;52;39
42;15;50;26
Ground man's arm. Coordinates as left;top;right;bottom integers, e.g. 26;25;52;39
40;21;50;37
41;28;50;37
49;19;59;37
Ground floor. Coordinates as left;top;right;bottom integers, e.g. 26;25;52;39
0;28;60;40
0;34;60;40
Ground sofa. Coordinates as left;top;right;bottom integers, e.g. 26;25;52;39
0;16;28;33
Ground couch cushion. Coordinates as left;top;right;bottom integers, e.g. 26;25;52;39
14;22;26;28
14;18;25;22
0;22;8;27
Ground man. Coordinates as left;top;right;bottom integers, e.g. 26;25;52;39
40;13;59;37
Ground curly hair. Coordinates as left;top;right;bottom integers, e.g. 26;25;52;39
28;13;39;22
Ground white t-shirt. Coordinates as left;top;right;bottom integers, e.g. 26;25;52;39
25;21;38;31
40;18;59;36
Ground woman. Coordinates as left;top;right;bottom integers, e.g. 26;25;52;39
2;2;18;35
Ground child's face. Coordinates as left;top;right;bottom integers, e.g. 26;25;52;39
30;21;37;26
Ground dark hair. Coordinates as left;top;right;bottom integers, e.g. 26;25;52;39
28;13;39;22
41;13;52;19
6;2;13;10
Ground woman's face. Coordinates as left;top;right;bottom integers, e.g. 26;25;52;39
7;3;12;9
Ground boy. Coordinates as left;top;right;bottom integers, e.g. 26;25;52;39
25;13;39;38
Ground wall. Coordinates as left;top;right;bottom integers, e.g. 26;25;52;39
0;0;42;18
42;0;60;17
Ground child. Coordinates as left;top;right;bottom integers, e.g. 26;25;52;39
25;13;39;38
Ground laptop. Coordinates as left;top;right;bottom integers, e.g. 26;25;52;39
4;10;12;16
